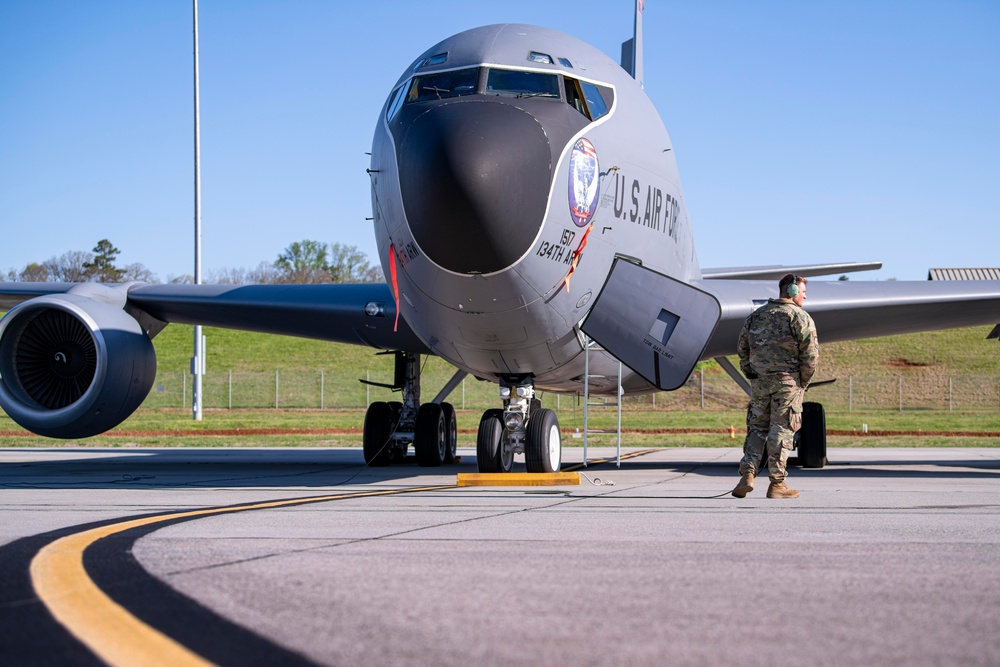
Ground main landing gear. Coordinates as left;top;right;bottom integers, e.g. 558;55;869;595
361;352;457;467
476;375;561;474
360;356;562;474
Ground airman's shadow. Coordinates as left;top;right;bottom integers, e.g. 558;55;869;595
615;456;1000;480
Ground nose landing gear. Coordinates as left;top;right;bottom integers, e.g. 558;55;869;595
475;376;562;474
361;357;561;473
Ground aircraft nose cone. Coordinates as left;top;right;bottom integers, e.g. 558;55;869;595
398;101;552;274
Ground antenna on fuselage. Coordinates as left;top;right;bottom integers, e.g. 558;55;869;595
620;0;644;89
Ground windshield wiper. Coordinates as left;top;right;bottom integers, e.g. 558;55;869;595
422;86;450;99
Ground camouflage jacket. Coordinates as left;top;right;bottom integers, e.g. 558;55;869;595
737;298;819;385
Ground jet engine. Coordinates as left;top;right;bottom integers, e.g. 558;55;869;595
0;293;156;438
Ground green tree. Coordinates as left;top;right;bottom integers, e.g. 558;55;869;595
19;262;50;282
328;242;373;283
274;240;330;283
83;239;125;282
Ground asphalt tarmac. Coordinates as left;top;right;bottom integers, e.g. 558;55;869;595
2;446;999;666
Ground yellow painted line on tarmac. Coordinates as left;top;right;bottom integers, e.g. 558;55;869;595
457;449;660;486
561;448;659;472
30;485;452;667
457;472;581;486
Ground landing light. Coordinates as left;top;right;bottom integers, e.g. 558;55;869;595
364;302;384;317
504;412;524;431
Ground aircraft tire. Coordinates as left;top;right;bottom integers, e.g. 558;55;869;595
363;401;393;466
798;401;827;468
476;409;507;473
415;403;446;467
442;402;458;464
525;408;561;473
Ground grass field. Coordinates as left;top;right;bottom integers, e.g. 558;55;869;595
153;322;1000;377
1;322;998;448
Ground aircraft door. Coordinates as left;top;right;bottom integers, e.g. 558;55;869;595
581;258;721;391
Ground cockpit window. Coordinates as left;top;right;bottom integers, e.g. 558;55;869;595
581;81;611;120
406;67;480;103
485;69;560;98
564;78;587;116
386;84;407;121
420;52;448;68
563;77;613;121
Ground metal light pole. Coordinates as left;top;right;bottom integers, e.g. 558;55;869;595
192;0;204;421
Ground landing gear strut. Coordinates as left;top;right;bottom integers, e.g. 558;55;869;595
361;352;458;466
475;376;561;473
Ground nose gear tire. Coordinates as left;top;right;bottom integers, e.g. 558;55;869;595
476;409;510;473
526;408;561;473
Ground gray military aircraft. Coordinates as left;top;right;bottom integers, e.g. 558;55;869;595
1;4;998;473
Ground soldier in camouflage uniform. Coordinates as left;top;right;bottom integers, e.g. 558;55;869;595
732;274;819;499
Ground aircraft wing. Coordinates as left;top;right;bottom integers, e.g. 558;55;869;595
0;280;431;438
583;262;999;393
695;278;1000;360
0;282;78;309
0;281;430;353
700;261;883;280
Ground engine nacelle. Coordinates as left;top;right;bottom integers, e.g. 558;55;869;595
0;293;157;438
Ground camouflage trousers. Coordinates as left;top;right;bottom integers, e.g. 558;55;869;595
739;374;804;482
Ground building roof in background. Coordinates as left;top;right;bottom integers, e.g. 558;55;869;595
928;268;1000;281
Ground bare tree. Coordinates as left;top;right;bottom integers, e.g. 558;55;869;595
8;242;155;284
207;266;248;285
248;261;281;284
43;250;93;282
42;257;62;281
363;264;385;283
207;261;281;285
121;263;158;283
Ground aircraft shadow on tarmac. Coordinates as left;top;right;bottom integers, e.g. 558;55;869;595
1;449;998;490
0;448;467;490
624;459;1000;480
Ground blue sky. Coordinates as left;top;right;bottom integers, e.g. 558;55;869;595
2;1;997;282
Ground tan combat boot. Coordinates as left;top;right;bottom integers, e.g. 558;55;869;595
766;481;799;499
731;472;755;498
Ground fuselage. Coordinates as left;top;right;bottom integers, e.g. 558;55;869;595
370;24;698;394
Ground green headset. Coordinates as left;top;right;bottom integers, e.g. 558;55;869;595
786;283;800;297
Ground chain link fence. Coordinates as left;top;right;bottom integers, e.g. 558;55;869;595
142;369;1000;413
621;372;1000;412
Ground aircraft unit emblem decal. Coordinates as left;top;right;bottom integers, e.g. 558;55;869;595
568;137;600;227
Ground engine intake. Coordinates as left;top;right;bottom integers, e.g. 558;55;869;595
0;294;157;438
